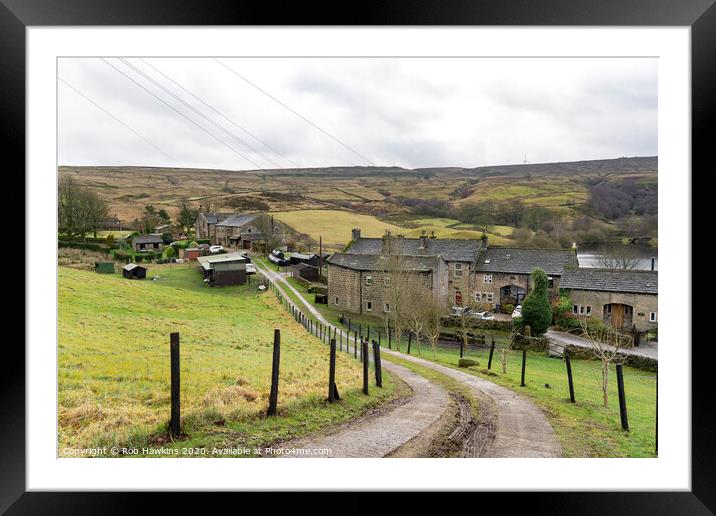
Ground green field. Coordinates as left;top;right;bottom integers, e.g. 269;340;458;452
58;264;399;456
278;273;657;458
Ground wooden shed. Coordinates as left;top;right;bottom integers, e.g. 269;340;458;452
122;262;147;279
94;261;115;274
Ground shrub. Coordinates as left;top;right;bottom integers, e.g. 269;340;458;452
458;358;479;368
521;268;552;335
106;234;115;246
189;241;199;248
164;246;176;259
503;303;515;314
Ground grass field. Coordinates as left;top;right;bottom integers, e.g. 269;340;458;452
278;273;657;458
58;264;399;457
272;210;405;249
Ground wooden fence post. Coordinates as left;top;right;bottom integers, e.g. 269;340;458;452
377;330;381;347
328;338;340;402
565;349;576;402
354;331;358;358
407;332;412;354
362;340;369;395
520;348;527;387
373;340;382;387
267;329;281;416
616;363;629;431
388;324;392;349
367;326;370;341
170;332;181;438
487;336;495;370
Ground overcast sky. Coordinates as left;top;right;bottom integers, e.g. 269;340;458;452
58;57;657;171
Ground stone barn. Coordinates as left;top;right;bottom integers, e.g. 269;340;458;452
560;268;658;332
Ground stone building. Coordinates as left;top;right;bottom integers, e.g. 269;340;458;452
473;246;578;308
560;268;658;331
195;212;287;251
327;229;481;315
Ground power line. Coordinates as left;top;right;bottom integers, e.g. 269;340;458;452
139;58;299;169
214;58;376;166
100;58;261;170
58;76;173;160
119;58;266;170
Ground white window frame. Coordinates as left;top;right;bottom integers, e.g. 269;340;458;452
586;306;592;316
484;274;492;284
454;263;464;277
383;277;391;286
650;311;657;322
573;305;579;315
365;301;373;311
384;303;390;312
364;275;373;286
334;297;339;306
487;293;494;303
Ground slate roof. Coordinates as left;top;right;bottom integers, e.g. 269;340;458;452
202;212;233;224
560;268;658;295
132;234;163;244
475;247;576;275
346;237;483;263
216;213;258;227
328;253;440;272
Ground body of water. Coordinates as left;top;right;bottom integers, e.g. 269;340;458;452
577;245;658;271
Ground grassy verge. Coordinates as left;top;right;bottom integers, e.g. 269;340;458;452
59;264;400;457
275;272;657;458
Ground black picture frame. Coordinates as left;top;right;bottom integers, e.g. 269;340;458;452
6;0;709;512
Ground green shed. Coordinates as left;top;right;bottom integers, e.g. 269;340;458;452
94;261;115;274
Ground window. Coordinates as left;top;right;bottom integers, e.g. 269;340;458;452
650;312;657;322
365;301;373;311
365;276;373;286
454;263;464;277
548;276;555;288
384;303;390;312
475;293;482;302
579;306;585;315
384;277;391;286
484;274;492;284
487;293;494;303
334;297;339;306
573;305;579;315
586;306;592;316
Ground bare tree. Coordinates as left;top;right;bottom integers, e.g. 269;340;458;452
452;300;480;358
498;323;519;374
378;233;413;352
405;305;425;356
578;316;628;408
58;176;109;238
421;292;446;360
253;213;283;256
596;245;641;270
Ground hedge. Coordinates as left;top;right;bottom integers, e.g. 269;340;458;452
58;241;112;254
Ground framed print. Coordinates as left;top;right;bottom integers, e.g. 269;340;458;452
6;0;712;511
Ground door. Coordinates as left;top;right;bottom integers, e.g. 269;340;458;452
611;304;625;329
455;290;462;305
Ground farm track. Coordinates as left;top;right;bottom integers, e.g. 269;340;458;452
255;260;562;458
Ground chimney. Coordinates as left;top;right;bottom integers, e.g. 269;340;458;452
480;233;488;250
571;242;579;267
651;257;655;271
382;230;392;255
419;232;428;249
351;228;361;241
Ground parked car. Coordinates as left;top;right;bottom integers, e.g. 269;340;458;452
245;263;256;275
209;245;224;254
474;311;495;321
511;305;522;318
451;306;472;317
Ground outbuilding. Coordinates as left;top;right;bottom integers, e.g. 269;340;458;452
94;261;115;274
179;247;201;261
132;234;164;252
197;252;248;286
122;263;147;279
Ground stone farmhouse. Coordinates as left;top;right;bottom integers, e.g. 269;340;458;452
327;229;658;333
194;212;287;251
560;268;658;331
